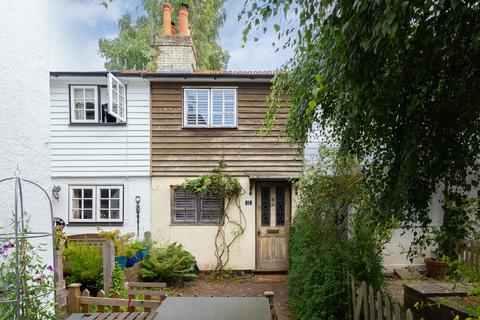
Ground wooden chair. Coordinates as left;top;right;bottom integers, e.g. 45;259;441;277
126;281;167;314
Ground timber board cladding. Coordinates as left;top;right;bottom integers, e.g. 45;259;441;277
150;81;303;177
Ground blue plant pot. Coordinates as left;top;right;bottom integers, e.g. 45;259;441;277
126;253;140;268
138;248;149;260
115;256;127;270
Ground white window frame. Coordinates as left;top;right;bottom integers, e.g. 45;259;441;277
69;186;96;222
108;73;127;123
69;185;124;223
70;86;99;123
183;88;237;128
96;186;124;222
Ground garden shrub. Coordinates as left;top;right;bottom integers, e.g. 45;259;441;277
63;242;103;287
110;263;126;297
288;151;392;319
139;243;197;283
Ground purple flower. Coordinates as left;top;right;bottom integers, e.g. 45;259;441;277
47;265;54;272
2;243;14;250
35;275;45;283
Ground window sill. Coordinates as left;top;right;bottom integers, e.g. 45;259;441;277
170;223;221;226
181;127;238;130
67;222;124;227
69;123;127;127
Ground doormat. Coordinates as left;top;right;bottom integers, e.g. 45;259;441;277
253;274;288;283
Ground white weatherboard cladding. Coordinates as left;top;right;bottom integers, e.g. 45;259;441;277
50;77;150;177
52;177;151;236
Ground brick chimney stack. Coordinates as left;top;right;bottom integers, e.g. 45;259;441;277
155;2;197;72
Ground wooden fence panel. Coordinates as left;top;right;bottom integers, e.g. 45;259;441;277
349;275;418;320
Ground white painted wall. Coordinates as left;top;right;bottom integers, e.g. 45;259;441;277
0;0;53;306
49;76;151;236
50;76;150;177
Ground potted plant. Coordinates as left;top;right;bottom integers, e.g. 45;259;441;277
130;240;149;260
97;228;135;269
425;255;449;278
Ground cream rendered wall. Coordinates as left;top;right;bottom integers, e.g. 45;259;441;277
151;177;298;270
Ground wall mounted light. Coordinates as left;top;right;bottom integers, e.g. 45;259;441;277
52;185;61;201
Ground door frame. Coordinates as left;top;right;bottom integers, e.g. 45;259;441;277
254;180;292;271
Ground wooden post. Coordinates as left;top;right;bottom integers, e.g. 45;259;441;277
112;292;120;312
103;240;115;294
97;290;106;312
67;283;81;314
144;231;152;243
264;291;276;320
81;289;90;313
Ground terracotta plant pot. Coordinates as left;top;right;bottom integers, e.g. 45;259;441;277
424;257;449;278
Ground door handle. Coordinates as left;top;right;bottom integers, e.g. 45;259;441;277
257;231;261;236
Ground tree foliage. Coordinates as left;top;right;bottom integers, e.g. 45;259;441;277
99;0;229;71
289;149;390;319
242;0;480;253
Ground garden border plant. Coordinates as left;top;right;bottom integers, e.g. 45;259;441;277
178;160;245;272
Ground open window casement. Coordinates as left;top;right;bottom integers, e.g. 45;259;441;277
107;73;127;122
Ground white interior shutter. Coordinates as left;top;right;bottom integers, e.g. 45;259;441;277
184;89;209;127
108;73;127;122
211;89;236;127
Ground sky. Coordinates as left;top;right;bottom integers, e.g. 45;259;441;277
48;0;293;71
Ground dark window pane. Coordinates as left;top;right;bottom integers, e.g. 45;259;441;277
83;210;92;219
100;210;109;219
261;187;270;227
86;110;95;119
111;210;120;219
110;188;120;198
83;189;93;198
83;199;93;209
100;200;109;209
276;187;285;226
100;189;109;198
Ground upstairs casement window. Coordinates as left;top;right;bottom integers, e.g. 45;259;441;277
69;185;123;223
183;88;237;128
172;188;223;224
69;73;127;124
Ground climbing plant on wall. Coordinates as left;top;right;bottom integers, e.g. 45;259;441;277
179;160;246;272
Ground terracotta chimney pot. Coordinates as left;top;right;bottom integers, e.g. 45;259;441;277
178;3;189;36
163;3;172;35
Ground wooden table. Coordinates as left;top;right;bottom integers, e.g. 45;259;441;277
153;297;272;320
67;312;152;320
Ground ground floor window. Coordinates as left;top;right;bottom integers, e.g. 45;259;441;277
172;188;223;224
69;185;123;223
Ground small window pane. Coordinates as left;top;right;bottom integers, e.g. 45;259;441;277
73;189;82;198
100;200;109;209
83;189;93;198
100;210;109;219
73;209;81;219
110;199;120;209
84;89;95;99
83;199;93;209
110;189;120;198
275;187;285;226
111;210;120;219
85;101;95;110
83;210;93;219
73;88;83;98
72;198;81;209
261;187;270;227
100;189;109;198
86;111;95;120
74;100;84;109
74;111;84;120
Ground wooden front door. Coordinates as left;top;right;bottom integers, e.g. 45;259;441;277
256;182;291;271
